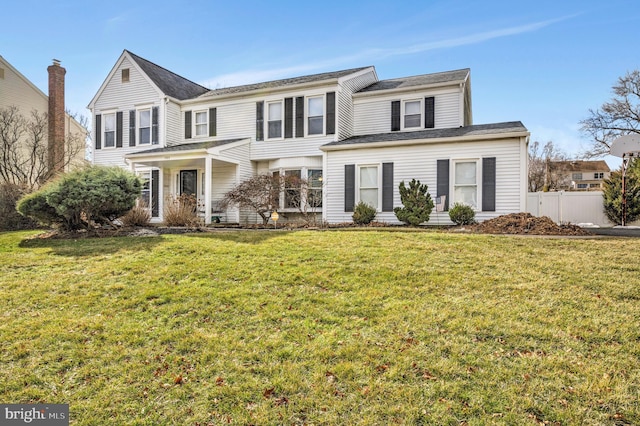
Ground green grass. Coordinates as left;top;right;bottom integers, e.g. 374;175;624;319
1;229;639;425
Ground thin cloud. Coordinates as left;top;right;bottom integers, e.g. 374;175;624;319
201;15;574;89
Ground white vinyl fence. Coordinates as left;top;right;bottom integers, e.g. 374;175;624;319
527;191;614;226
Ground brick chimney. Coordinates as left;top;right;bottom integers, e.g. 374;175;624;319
47;59;66;176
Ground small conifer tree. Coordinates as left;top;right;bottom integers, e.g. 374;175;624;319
394;179;434;226
602;160;640;225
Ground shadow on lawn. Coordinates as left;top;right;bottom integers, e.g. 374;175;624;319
185;229;288;245
18;235;165;257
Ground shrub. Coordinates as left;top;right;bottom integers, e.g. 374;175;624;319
394;179;434;226
449;202;476;225
164;194;202;227
0;183;39;231
352;201;376;225
120;202;152;227
16;166;142;230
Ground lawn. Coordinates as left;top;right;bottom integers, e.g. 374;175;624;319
0;229;638;425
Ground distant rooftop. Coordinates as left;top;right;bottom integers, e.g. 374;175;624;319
550;160;611;172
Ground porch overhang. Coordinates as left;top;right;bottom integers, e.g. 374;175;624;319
124;138;249;168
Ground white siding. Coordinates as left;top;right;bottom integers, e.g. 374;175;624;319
93;57;163;168
353;86;462;135
337;70;377;140
324;138;525;224
165;100;182;145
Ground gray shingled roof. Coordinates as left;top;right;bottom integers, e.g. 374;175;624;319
127;50;209;100
323;122;527;148
357;68;469;93
199;66;373;98
127;139;246;155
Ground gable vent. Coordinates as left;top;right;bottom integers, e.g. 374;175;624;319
122;68;130;83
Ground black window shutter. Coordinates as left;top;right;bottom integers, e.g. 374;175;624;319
184;111;192;139
382;162;394;212
95;114;102;150
425;97;435;129
391;101;400;131
295;97;304;138
284;98;293;138
345;164;355;212
151;169;159;218
129;110;136;146
437;159;450;211
256;101;264;141
326;92;336;135
482;157;496;211
152;107;159;144
116;111;123;148
209;108;217;137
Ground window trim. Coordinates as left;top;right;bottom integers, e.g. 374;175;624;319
267;100;284;140
306;95;325;136
452;158;481;211
272;167;323;211
357;164;381;211
103;112;116;149
194;110;208;137
402;98;422;130
138;108;151;145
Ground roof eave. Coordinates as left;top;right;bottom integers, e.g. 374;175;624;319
353;79;468;98
321;130;530;151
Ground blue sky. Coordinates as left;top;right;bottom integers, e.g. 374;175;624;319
2;0;639;167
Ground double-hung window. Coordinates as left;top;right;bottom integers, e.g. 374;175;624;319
104;113;116;148
139;109;151;145
453;161;478;210
284;170;301;208
307;96;324;135
359;165;379;209
403;100;421;129
268;102;283;139
308;169;323;208
195;111;208;137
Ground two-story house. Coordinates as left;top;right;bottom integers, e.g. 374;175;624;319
549;160;611;191
0;55;87;184
88;50;529;225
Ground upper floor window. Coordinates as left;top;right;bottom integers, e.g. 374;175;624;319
453;160;478;210
594;172;604;179
195;111;208;137
307;96;324;135
104;113;116;148
572;173;583;180
268;101;283;139
403;100;421;128
139;109;151;145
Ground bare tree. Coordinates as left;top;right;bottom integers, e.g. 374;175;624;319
0;106;86;191
221;174;282;225
580;70;640;158
528;140;567;192
221;173;320;225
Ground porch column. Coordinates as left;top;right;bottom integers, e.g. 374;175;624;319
204;155;212;225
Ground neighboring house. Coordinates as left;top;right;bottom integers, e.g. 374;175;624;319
550;160;611;191
88;50;529;225
0;55;87;179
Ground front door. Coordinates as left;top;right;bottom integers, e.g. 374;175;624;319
180;170;197;196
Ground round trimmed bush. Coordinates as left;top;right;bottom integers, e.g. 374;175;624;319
449;202;476;225
352;201;377;225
